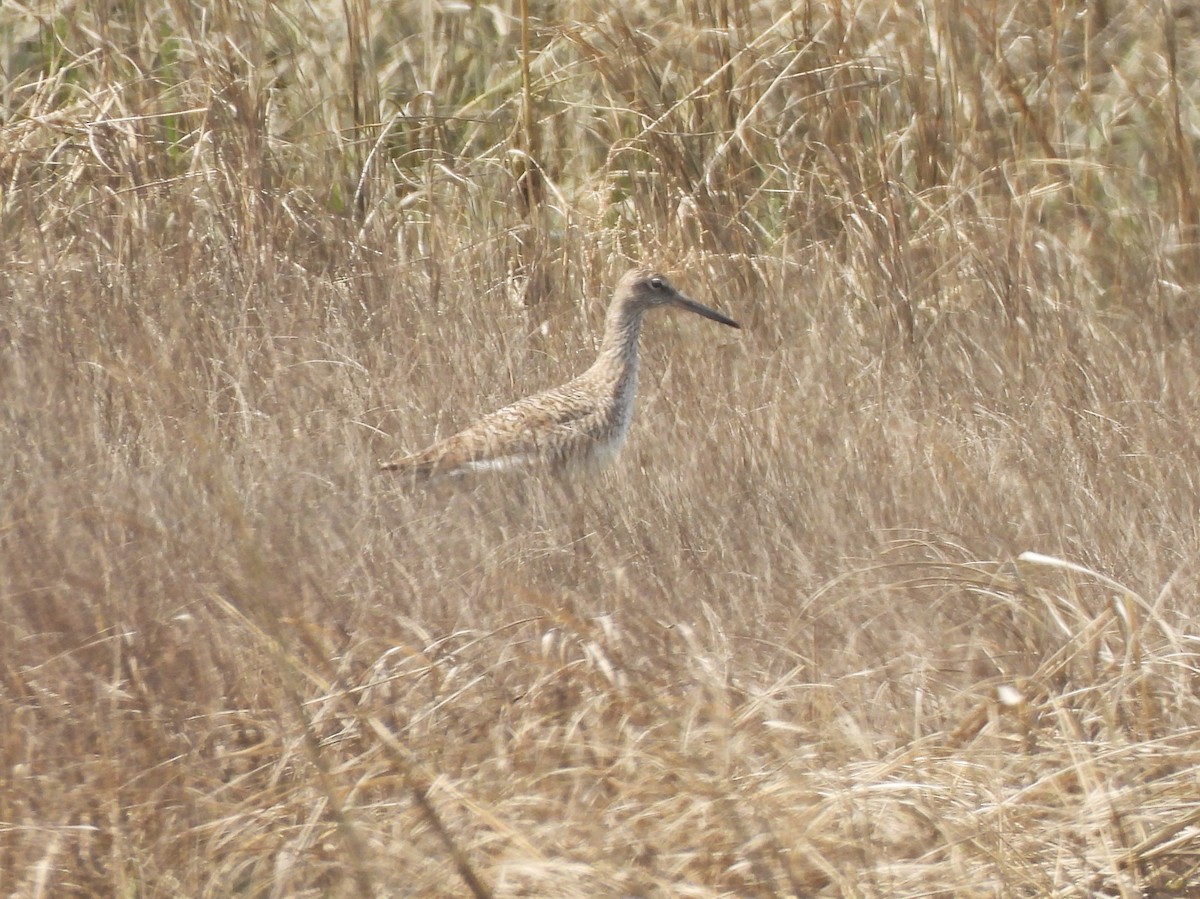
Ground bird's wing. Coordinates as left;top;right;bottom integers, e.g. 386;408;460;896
381;380;607;479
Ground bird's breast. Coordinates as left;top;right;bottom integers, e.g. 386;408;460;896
587;364;637;467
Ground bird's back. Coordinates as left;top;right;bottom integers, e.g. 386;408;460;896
381;368;627;481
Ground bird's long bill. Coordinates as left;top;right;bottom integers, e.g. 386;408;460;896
673;294;741;329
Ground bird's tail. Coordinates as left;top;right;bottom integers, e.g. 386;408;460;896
380;456;432;478
379;445;456;481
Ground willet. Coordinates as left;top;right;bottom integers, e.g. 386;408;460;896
380;268;740;481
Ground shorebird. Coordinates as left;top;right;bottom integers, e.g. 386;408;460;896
380;268;740;481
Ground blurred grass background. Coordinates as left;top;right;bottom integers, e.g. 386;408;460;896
5;0;1200;895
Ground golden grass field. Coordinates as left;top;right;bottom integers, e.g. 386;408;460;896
5;0;1200;895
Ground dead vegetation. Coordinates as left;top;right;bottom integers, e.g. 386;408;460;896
5;0;1200;895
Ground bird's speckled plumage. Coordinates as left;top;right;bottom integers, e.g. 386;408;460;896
380;269;740;482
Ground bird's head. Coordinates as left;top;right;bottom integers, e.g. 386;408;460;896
614;269;741;329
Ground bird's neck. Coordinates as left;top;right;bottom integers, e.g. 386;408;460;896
591;303;645;386
584;302;643;437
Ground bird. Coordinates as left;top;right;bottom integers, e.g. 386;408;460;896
379;268;740;482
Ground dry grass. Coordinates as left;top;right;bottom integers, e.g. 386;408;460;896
5;0;1200;895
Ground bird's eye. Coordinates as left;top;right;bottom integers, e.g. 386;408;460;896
649;277;665;291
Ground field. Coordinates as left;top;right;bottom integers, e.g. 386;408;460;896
5;0;1200;895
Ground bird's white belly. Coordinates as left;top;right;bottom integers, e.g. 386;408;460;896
461;452;539;474
587;421;630;468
